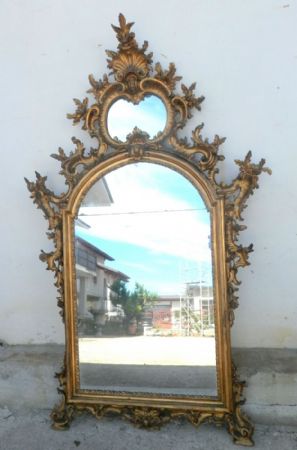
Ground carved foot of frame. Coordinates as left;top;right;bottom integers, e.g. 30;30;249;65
226;410;254;446
225;362;254;446
50;396;76;430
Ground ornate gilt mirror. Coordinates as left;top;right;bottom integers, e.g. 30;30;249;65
25;14;271;446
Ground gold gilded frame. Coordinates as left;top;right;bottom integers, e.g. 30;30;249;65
25;14;271;446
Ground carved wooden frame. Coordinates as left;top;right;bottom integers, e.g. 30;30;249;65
25;14;271;446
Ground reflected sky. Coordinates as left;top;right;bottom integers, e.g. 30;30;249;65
76;163;213;295
108;96;167;141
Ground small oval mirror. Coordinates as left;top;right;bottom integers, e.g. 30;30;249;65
107;95;167;141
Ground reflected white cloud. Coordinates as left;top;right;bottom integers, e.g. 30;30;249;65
80;164;211;264
121;260;156;274
108;96;167;141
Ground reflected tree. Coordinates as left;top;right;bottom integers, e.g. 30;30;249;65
110;280;157;332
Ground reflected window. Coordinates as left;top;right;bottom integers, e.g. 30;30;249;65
75;246;97;271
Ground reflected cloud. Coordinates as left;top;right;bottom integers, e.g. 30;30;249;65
80;164;211;264
77;163;213;295
120;260;155;274
108;96;167;141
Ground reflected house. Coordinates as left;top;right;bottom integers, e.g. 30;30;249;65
75;236;129;335
81;177;113;208
75;176;129;335
151;296;176;330
149;283;214;337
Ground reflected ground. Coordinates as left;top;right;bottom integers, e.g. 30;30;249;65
79;336;216;396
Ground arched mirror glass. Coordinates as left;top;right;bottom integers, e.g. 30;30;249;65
107;96;167;141
75;163;217;397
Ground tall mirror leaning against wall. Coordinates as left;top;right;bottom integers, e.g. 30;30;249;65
25;13;271;446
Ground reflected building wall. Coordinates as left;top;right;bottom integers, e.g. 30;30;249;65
147;286;214;337
75;175;130;335
75;236;129;335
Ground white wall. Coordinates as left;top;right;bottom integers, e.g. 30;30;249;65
1;0;296;347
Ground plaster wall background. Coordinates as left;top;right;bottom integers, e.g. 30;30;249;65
0;0;297;347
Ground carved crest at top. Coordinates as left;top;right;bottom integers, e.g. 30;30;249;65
106;13;152;88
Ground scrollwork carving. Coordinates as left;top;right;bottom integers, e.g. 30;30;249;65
225;364;254;446
51;355;75;430
25;173;65;319
218;151;271;324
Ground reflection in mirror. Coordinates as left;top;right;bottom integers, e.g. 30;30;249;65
107;95;167;141
75;163;217;396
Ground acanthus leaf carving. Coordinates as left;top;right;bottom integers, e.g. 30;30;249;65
111;13;136;51
218;152;271;323
24;172;65;319
154;62;182;91
67;97;89;128
87;73;111;100
51;136;107;187
181;82;205;116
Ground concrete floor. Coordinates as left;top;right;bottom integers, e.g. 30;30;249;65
1;344;297;450
0;408;296;450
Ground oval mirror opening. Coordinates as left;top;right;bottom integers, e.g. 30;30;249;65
107;96;167;142
75;163;217;397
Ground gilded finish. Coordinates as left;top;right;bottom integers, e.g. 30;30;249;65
25;13;271;446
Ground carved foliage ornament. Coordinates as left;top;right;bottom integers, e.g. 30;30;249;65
25;14;271;447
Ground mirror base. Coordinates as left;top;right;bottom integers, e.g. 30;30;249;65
50;395;254;446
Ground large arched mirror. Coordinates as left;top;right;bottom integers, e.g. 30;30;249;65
25;14;270;446
76;163;216;397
